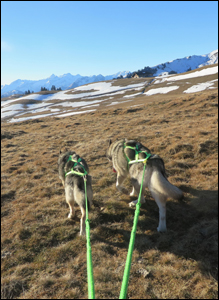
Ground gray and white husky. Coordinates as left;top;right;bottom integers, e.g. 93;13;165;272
106;139;183;232
58;150;93;235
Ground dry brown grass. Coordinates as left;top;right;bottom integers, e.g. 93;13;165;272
1;88;218;299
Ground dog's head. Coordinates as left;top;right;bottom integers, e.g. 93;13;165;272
106;139;112;161
58;148;76;166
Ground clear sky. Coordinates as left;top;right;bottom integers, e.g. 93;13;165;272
1;1;218;85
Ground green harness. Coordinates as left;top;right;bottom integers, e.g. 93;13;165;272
123;142;152;166
65;155;88;177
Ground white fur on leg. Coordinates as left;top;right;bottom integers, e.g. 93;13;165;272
130;186;137;197
80;218;86;236
150;190;167;232
68;212;75;219
66;186;75;219
67;202;75;219
80;207;86;236
157;205;167;232
116;176;129;195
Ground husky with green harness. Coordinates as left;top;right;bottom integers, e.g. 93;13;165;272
58;150;93;236
106;139;183;232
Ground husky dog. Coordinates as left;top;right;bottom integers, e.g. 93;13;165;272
58;149;93;235
106;139;183;232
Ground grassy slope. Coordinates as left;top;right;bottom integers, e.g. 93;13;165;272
1;88;218;299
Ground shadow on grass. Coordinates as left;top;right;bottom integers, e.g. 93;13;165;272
90;186;218;280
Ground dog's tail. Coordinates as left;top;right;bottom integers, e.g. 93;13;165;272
150;170;183;200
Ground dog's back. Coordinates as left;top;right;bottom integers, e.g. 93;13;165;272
106;139;129;176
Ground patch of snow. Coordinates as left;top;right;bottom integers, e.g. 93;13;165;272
55;109;96;118
82;104;100;109
123;92;142;98
1;104;24;119
130;104;144;108
9;113;56;123
107;100;131;106
107;101;120;106
74;81;146;93
144;86;179;96
183;79;218;93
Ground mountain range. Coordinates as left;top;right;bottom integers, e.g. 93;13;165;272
1;71;130;98
1;49;218;98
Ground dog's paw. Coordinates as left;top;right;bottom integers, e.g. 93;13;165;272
129;200;138;207
129;198;145;207
68;213;74;219
157;226;167;233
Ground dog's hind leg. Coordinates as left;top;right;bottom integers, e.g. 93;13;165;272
116;174;129;195
150;190;167;232
73;185;87;236
65;186;75;219
80;206;86;236
86;176;93;207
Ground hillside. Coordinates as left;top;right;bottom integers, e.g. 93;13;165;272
1;68;218;300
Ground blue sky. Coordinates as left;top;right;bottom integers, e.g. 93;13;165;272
1;1;218;85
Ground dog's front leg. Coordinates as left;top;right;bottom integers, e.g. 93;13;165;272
129;178;145;207
116;174;129;195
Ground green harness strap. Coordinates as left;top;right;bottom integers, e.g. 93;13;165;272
65;156;88;177
119;143;152;299
65;155;95;299
123;143;152;166
84;177;95;299
119;160;147;299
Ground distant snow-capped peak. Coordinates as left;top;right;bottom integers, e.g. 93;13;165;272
152;49;218;76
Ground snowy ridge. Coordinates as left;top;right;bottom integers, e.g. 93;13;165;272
1;49;217;98
152;49;218;77
1;64;217;123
